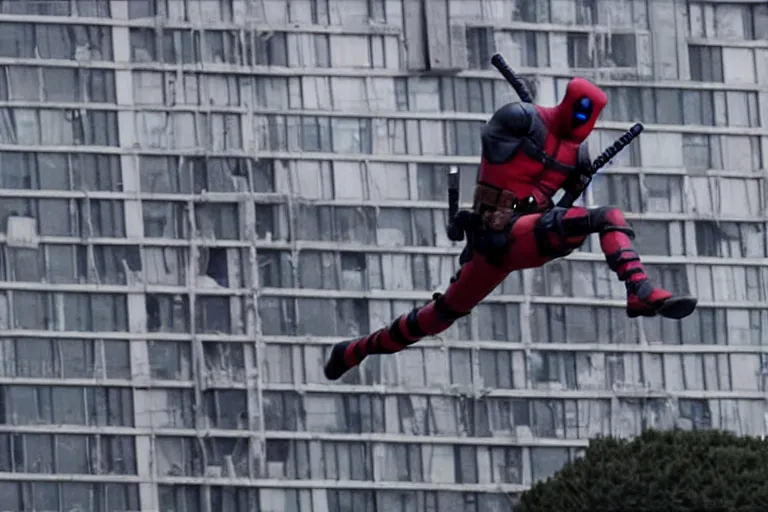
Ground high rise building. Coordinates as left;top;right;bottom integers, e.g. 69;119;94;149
0;0;765;511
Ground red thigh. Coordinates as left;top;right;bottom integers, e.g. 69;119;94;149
503;213;549;271
441;253;510;313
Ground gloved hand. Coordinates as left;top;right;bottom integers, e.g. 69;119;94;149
446;210;474;242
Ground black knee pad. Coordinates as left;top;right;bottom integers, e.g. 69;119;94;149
590;206;635;238
534;207;575;258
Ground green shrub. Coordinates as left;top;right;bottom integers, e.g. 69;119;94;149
517;429;768;512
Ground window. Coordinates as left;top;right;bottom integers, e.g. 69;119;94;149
474;304;521;342
695;221;765;258
159;485;262;512
259;297;296;336
77;244;141;285
268;115;371;153
517;0;549;22
604;34;637;66
416;163;477;201
251;76;293;109
567;33;591;68
600;86;645;123
0;108;119;147
376;443;423;482
466;27;495;70
142;201;188;239
590;173;643;212
678;398;712;429
148;340;192;380
530;351;579;389
531;305;641;344
76;199;126;237
1;385;133;427
10;338;130;379
575;0;598;24
251;31;289;66
513;30;548;67
444;120;484;156
441;77;497;113
11;292;129;331
197;112;243;150
682;134;713;171
689;45;724;82
196;296;235;334
294;204;378;244
601;86;722;127
0;152;121;191
202;389;247;430
688;2;768;40
0;66;115;103
682;89;715;126
287;33;332;67
632;219;685;256
0;481;138;512
294;297;369;337
566;33;637;67
478;349;515;389
0;22;113;60
531;447;572;482
299;116;332;152
724;91;760;128
262;391;306;431
331;118;372;154
146;293;191;333
690;176;762;217
644;175;685;213
193;202;240;240
130;27;201;64
202;30;241;64
155;437;203;477
0;0;76;15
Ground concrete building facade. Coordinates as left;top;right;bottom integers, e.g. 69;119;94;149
0;0;765;511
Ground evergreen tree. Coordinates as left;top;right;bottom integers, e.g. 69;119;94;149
517;429;768;512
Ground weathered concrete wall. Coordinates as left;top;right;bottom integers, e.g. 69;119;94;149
0;0;765;511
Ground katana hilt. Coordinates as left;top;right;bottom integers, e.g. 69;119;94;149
490;53;534;104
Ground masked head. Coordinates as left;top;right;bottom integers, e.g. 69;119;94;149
554;77;608;142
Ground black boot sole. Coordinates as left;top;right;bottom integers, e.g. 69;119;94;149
628;296;698;320
323;341;353;381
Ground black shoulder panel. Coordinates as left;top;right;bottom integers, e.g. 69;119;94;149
481;102;537;165
527;110;548;150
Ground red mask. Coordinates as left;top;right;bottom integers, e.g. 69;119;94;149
551;77;608;143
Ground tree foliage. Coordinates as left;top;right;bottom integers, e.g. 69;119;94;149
517;429;768;512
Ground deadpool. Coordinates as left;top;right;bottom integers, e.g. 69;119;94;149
324;76;698;381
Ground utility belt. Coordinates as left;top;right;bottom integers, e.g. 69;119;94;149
448;183;548;267
472;183;545;230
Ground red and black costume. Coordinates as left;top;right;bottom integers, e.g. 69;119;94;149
324;77;698;381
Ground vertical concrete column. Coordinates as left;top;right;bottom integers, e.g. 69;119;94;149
111;2;155;510
647;0;682;80
240;198;267;477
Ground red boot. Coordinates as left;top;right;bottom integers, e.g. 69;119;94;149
625;278;697;319
606;246;697;320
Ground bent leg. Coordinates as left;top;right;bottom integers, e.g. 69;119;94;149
516;206;697;319
324;254;509;381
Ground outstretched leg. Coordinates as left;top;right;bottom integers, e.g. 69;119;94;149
532;206;698;319
323;252;510;381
